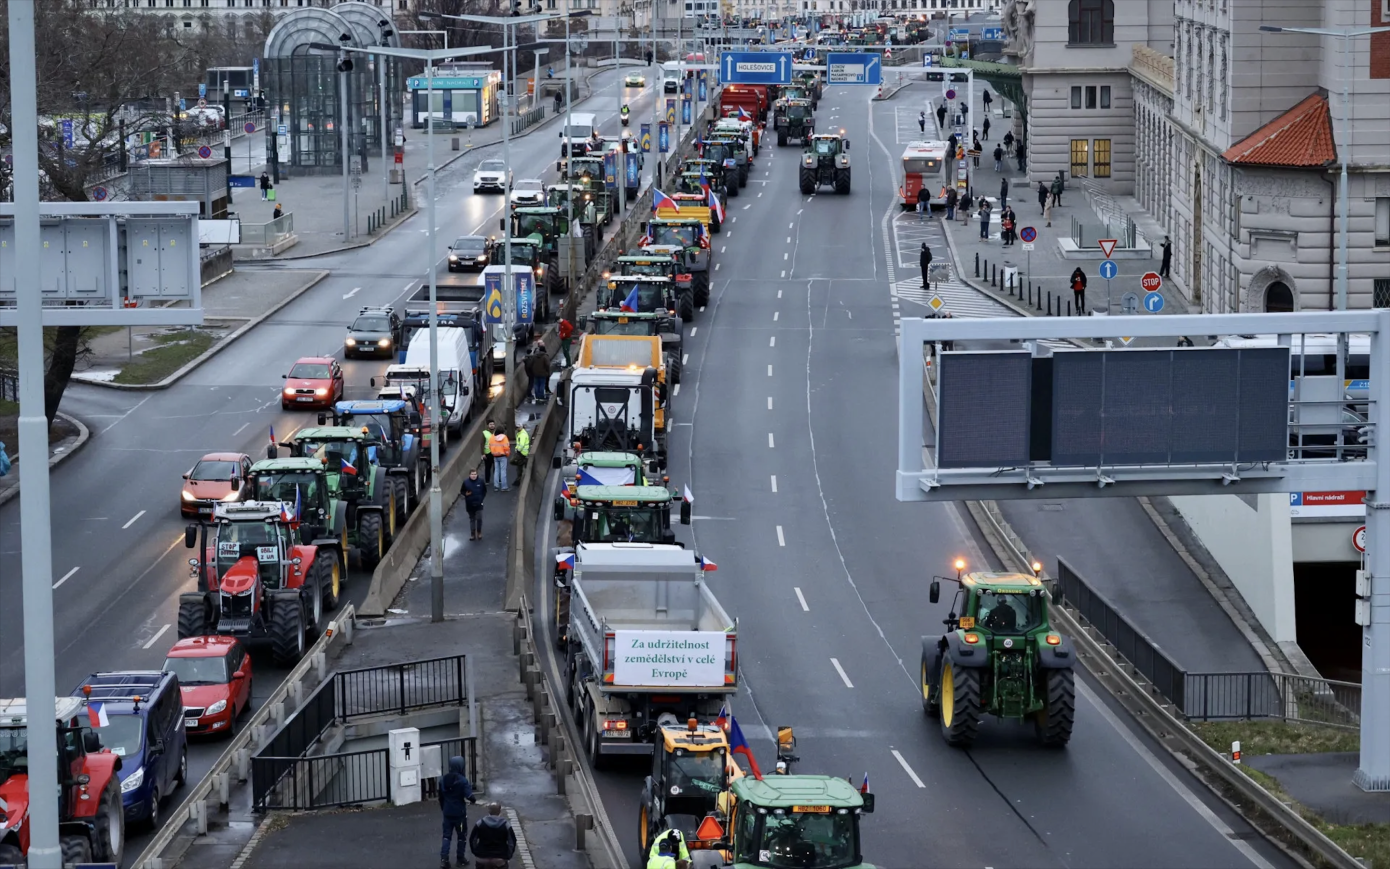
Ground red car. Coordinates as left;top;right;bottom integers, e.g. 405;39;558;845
163;636;252;738
282;356;345;410
180;452;252;518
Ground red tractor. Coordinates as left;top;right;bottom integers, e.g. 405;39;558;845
177;501;341;667
0;697;126;866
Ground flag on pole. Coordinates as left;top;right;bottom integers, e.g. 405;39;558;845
620;285;641;312
683;485;694;504
653;189;681;212
268;426;276;447
340;459;359;476
699;555;718;572
737;107;752;121
87;701;110;729
715;703;729;731
728;714;762;779
556;552;575;570
860;772;871;794
703;182;726;223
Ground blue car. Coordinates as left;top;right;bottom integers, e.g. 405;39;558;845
74;671;188;829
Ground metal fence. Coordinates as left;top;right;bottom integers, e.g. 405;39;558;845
511;105;546;136
0;367;17;403
1054;557;1187;708
1185;671;1361;730
421;736;481;797
334;654;469;722
252;747;390;811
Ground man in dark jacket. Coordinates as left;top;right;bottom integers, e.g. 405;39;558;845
525;341;550;402
439;755;477;868
935;101;947;131
469;803;518;868
463;468;486;540
919;243;932;287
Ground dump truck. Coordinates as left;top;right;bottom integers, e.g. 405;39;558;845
800;133;851;195
720;83;769;122
560;542;735;770
559;350;669;480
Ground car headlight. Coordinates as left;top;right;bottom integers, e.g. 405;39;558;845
448;254;458;261
121;767;144;794
345;337;357;346
205;699;227;715
377;338;391;347
314;388;328;397
283;387;295;396
182;490;196;502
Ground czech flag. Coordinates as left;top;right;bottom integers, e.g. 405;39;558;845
268;426;276;446
704;183;726;224
714;703;729;731
556;552;575;571
280;500;294;524
860;772;871;794
728;714;762;780
653;189;681;213
340;459;358;476
737;107;752;122
683;485;694;504
576;467;605;487
620;285;640;313
87;701;109;729
699;555;717;572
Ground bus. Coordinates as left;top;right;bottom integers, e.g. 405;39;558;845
899;140;950;209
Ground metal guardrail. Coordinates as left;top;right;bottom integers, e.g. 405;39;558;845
239;212;294;246
253;747;391;811
1186;671;1361;730
335;654;469;721
511;105;547;136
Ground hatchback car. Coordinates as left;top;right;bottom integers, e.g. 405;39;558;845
510;178;546;208
624;72;646;87
345;306;401;358
180;452;252;518
282;357;344;410
472;159;511;193
447;235;489;272
164;636;252;739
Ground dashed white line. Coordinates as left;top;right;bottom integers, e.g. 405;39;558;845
53;567;79;590
776;525;786;546
786;236;792;243
768;432;775;449
789;222;795;229
767;364;773;377
767;396;773;410
797;209;804;215
742;204;751;210
794;587;810;611
683;353;689;365
232;422;249;437
781;270;786;278
773;312;779;322
343;287;361;300
758;192;763;197
777;289;783;299
721;245;726;253
830;658;855;688
690;327;697;336
700;306;706;312
122;510;146;529
784;252;789;260
715;263;721;270
891;750;926;788
769;336;776;347
143;623;172;650
673;384;680;397
770;475;778;492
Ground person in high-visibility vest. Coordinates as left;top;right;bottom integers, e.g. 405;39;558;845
646;829;690;868
513;424;531;478
489;429;511;491
482;420;495;489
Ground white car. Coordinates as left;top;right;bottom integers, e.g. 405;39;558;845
472;159;512;194
509;178;546;207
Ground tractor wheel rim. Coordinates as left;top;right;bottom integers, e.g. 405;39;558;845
108;788;123;857
312;583;322;626
639;806;648;849
377;524;383;556
921;661;930;701
331;560;341;600
941;662;955;726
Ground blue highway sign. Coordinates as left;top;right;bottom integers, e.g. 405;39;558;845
982;27;1005;40
1144;291;1165;313
721;51;793;85
826;52;881;85
1098;260;1119;280
947;28;970;41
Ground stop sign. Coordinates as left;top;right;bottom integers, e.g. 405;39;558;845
1141;272;1163;292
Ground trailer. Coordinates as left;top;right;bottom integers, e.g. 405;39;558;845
561;542;735;769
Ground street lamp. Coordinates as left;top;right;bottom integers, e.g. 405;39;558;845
1259;23;1390;312
317;40;498;623
376;19;398;219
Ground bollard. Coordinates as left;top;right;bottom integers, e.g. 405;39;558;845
314;651;326;683
1036;287;1044;312
290;680;304;712
531;681;545;719
556;757;571;795
522;667;536;700
272;700;286;729
539;710;553;746
1067;300;1073;316
513;620;523;656
217;771;231;808
974;251;980;278
552;734;564;770
519;650;535;683
575;812;595;850
1026;284;1032;306
195;798;209;835
235;747;250;783
991;263;997;287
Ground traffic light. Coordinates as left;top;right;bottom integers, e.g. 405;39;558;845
949;72;968;82
925;71;944;82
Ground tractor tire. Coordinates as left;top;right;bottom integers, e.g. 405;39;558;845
728;181;739;198
312;549;340;611
835;168;851;195
358;512;385;568
710;212;722;234
920;637;942;718
585;709;610;771
939;658;982;748
270;594;307;667
94;777;125;863
678;290;695;323
303;570;324;641
1036;667;1076;747
739;166;749;187
61;835;93;867
693;272;710;305
668;353;682;385
638;802;652;862
176;597;210;639
799;168;816;195
392;476;409;524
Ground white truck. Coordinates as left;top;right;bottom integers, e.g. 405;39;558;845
558;111;599;170
561;542;736;769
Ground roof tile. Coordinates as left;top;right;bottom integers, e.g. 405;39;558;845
1222;93;1337;168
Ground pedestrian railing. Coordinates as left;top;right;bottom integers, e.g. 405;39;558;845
1185;672;1360;730
335;654;470;721
511;105;546;136
253;747;391;811
421;736;482;796
239;211;294;246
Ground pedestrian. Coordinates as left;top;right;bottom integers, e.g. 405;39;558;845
438;755;477;869
1016;141;1027;172
1037;181;1049;215
1003;130;1015;151
918;109;926;133
982;116;991;141
482;419;496;487
554;92;563;113
978;201;991;240
525;340;550;402
463;468;486;540
993;143;1004;172
919;242;932;286
1159;235;1172;277
959;100;968;122
0;440;9;477
513;423;531;479
1000;209;1015;247
1051;171;1065;206
971;131;982;168
916;185;930;222
1044;194;1054;227
959;190;973;224
272;202;283;221
946;133;957;158
1177;335;1195;347
999;176;1009;209
982;89;993;112
648;830;691;868
936;101;947;130
489;426;511;490
259;172;270;201
1070;267;1087;312
469;803;518;869
558;317;575;367
944;187;957;220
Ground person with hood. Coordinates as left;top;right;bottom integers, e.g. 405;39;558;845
438;755;477;868
647;829;691;868
918;109;926;133
469;803;518;868
1070;267;1088;313
525;339;550;402
463;468;486;540
919;242;932;286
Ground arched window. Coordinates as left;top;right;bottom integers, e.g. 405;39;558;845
1068;0;1113;45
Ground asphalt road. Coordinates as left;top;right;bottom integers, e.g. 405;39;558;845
0;67;665;865
532;84;1295;869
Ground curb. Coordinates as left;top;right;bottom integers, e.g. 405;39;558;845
74;270;331;392
0;411;92;510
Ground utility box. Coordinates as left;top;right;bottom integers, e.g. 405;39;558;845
388;726;422;807
124;218;193;298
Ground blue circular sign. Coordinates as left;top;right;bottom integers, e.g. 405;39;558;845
197;145;213;159
92;186;108;201
1098;260;1118;280
1018;225;1037;243
1144;291;1165;313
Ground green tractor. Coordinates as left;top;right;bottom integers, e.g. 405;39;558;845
723;776;875;869
800;134;851;195
544;185;602;262
610;252;698;317
566;156;616;223
699;138;748;189
920;567;1076;748
775;98;814;147
512;205;586;274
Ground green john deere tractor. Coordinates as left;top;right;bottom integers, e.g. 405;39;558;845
920;567;1076;748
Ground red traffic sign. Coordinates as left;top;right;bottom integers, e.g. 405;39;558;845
945;88;956;100
196;145;213;159
1018;225;1037;243
1098;239;1117;258
1354;525;1367;553
1141;272;1163;292
244;121;256;134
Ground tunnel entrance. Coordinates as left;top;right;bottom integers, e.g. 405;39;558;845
1293;560;1364;682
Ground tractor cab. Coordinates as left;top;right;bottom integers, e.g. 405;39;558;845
197;502;297;593
327;400;427;509
276;426;382;504
726;776;874;869
246;458;330;532
555;485;689;545
599;276;678;316
639;718;742;858
509;207;568;254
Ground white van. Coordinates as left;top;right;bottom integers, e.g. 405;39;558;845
382;326;474;435
662;62;681;93
560;111;598;161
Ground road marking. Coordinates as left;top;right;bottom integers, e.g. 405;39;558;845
700;306;706;312
683;353;689;365
776;524;785;545
767;364;773;377
690;327;697;336
123;510;146;529
742;204;751;210
777;290;782;299
53;567;79;590
232;422;249;437
769;336;776;347
721;245;726;253
715;263;721;270
758;192;762;198
767;396;773;410
781;270;786;278
794;587;809;611
891;750;926;788
770;475;778;492
789;222;795;229
830;658;854;688
142;623;171;650
672;384;680;397
786;236;792;243
784;252;789;260
773;312;779;322
403;281;414;293
731;217;737;223
343;287;361;299
768;432;775;448
797;209;803;215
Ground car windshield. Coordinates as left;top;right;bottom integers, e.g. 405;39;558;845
452;236;486;252
583;505;663;542
164;655;229;686
621;262;671;277
593;319;655;336
587;340;656;368
480;160;505;172
190;460;238;481
976;590;1044;633
740;809;858;869
668;749;725;795
352;315;391;332
515;214;553;236
516;180;544;192
83;715;144;759
310;440;362;473
251;471;319;505
815;139;836;155
651;225;697;247
289;362;331;379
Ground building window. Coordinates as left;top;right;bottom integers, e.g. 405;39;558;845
1071;86;1082;109
1070;139;1089;178
1068;0;1113;45
1375;198;1390;247
1084;85;1096;108
1093;138;1111;177
1375;279;1390;309
1100;85;1110;108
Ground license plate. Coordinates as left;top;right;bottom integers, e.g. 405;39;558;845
198;507;213;514
296;396;313;402
602;730;632;739
185;717;199;727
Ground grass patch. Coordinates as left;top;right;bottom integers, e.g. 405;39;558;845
112;330;216;385
1191;720;1359;757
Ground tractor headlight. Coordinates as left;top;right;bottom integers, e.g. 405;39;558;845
121;768;144;794
205;699;227;716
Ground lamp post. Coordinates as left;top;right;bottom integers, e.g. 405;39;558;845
376;20;397;217
1259;24;1390;312
337;33;353;243
322;41;498;623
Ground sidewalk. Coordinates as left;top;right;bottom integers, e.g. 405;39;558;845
0;412;89;509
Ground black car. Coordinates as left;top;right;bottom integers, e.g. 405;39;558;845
345;306;401;358
447;235;489;272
